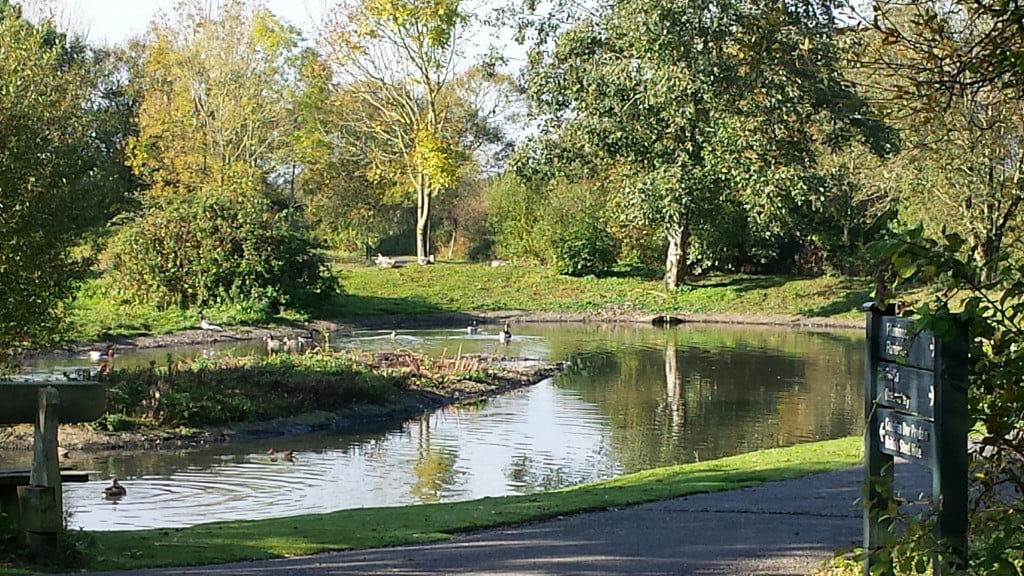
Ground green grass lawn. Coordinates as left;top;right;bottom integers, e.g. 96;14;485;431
23;436;860;573
66;263;873;343
329;264;872;319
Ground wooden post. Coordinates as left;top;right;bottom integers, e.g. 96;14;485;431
934;326;968;575
863;303;895;576
19;387;62;557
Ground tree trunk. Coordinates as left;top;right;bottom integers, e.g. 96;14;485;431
416;174;431;262
972;194;1022;283
663;224;687;290
447;218;458;260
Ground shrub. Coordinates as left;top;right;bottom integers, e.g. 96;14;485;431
862;229;1024;576
103;187;335;315
551;214;618;277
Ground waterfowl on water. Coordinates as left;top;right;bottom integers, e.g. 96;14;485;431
199;311;224;332
498;322;512;344
266;448;295;462
389;330;398;340
102;478;126;499
467;321;479;335
87;345;114;361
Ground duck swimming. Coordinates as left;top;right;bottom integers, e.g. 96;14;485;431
102;478;126;499
498;322;512;344
266;448;295;462
467;321;479;335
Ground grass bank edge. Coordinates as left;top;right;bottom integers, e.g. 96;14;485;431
68;265;875;342
71;436;863;572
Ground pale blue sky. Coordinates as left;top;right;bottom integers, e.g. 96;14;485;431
46;0;328;45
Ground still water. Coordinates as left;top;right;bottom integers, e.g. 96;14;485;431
5;323;866;531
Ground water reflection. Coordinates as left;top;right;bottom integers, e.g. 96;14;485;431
2;323;865;531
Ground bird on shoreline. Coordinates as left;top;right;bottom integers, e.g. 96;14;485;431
264;335;283;355
199;312;224;332
102;478;126;500
87;345;114;361
283;336;307;355
498;322;512;344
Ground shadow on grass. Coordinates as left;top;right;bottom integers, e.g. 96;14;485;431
314;293;446;318
684;274;792;292
799;280;871;318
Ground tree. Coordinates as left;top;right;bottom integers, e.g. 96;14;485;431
107;0;332;314
128;0;303;193
0;1;125;353
861;1;1024;282
318;0;490;262
518;0;894;288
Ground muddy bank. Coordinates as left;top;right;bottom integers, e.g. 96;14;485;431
0;359;562;454
49;310;860;356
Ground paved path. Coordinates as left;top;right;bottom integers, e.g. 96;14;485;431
57;463;931;576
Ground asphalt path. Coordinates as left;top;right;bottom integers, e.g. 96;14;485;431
53;463;931;576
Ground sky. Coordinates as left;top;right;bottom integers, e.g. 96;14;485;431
36;0;329;45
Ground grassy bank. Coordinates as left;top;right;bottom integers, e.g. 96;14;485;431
0;351;551;450
68;264;873;342
6;436;862;573
331;265;871;318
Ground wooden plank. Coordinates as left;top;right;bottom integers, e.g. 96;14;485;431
0;472;91;486
0;382;105;424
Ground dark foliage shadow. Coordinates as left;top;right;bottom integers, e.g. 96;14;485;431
682;275;792;292
799;284;871;318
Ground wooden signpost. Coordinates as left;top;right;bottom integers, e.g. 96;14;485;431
863;303;969;576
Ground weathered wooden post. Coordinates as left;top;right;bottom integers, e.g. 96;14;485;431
863;304;969;576
19;387;62;555
0;382;105;558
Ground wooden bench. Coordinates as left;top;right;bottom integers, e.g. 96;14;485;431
0;382;105;556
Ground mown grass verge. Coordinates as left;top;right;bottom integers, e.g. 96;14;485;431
66;264;875;343
10;436;861;573
329;264;873;319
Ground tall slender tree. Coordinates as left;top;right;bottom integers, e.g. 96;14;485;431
319;0;487;261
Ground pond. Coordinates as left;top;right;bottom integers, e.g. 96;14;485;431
3;322;866;531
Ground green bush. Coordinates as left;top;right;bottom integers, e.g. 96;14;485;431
551;214;618;277
96;354;407;428
103;187;335;314
484;173;550;262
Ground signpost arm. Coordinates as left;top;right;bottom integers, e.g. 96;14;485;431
864;303;895;576
933;327;969;575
